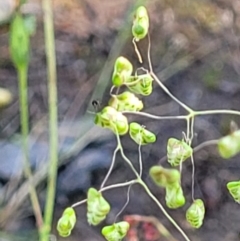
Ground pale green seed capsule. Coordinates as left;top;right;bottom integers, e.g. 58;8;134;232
186;199;205;228
115;116;129;135
112;57;133;87
227;181;240;203
132;6;149;41
165;183;185;209
108;91;143;112
149;165;181;187
143;129;157;143
167;138;192;167
129;122;156;145
87;188;111;226
57;207;76;237
127;74;153;96
218;130;240;159
94;106;129;135
102;221;130;241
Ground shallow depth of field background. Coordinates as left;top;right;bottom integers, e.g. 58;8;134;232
1;0;240;241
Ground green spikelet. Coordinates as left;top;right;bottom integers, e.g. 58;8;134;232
218;130;240;159
132;6;149;41
112;57;133;87
167;138;192;167
94;106;129;135
87;188;111;226
129;122;156;145
165;183;186;209
102;221;130;241
227;181;240;203
108;91;143;112
149;165;181;188
186;199;205;228
57;207;76;237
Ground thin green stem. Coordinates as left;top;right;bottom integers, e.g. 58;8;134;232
114;184;132;222
71;180;137;208
139;180;191;241
115;132;191;241
41;0;58;239
18;66;29;151
100;180;138;192
151;72;193;113
133;38;143;63
122;111;187;120
101;146;120;188
194;109;240;117
190;154;195;202
147;33;153;73
114;128;141;179
186;116;190;142
190;117;195;144
18;66;43;229
138;143;143;177
193;139;219;152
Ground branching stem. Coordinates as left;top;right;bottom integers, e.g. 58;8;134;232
101;146;120;188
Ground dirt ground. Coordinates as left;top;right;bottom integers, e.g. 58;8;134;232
1;0;240;241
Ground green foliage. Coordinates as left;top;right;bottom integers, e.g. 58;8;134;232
126;74;153;96
186;199;205;228
167;138;193;167
57;207;76;237
108;91;143;112
218;130;240;159
129;122;156;145
101;221;130;241
132;6;149;41
94;106;129;135
87;188;111;226
227;181;240;203
112;56;133;87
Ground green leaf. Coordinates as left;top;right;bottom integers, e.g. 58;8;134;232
186;199;205;228
102;221;130;241
167;138;192;167
87;188;111;226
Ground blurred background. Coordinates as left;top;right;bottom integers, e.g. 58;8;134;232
0;0;240;240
